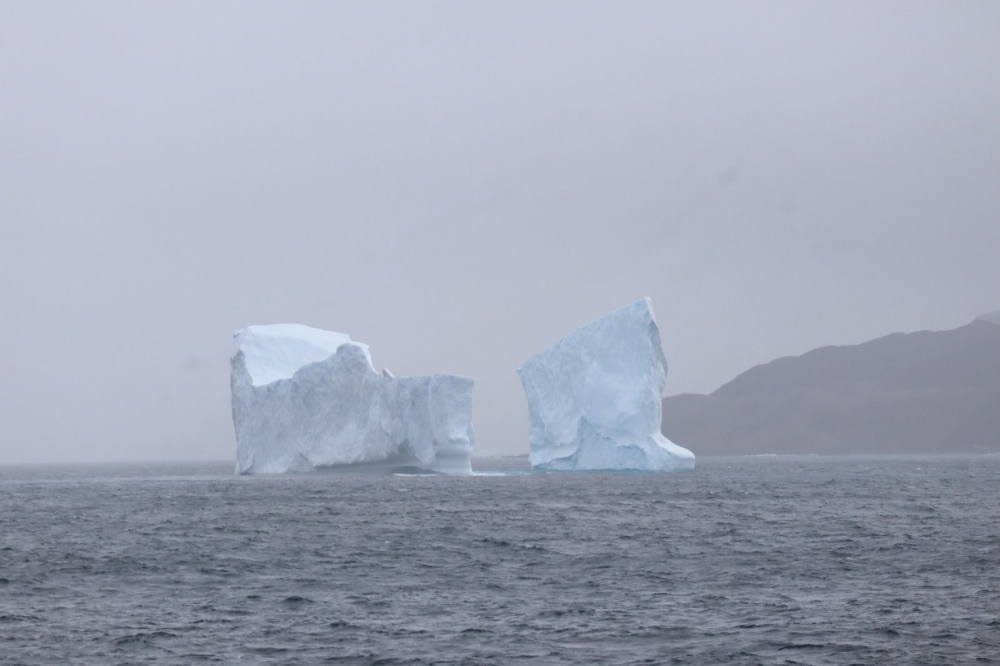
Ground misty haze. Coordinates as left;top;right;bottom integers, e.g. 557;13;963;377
2;2;998;664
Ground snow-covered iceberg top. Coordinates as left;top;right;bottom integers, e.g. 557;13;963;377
232;323;373;386
518;298;695;471
231;323;475;475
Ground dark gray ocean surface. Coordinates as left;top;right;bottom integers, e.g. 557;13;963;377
2;456;999;665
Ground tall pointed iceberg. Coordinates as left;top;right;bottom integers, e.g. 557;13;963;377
518;298;695;471
231;324;475;475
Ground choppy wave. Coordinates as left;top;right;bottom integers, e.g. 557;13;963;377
1;456;998;664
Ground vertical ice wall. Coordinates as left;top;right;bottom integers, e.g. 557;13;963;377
518;298;695;471
231;324;475;475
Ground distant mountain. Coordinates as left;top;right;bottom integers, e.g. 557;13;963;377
978;311;1000;326
662;317;1000;455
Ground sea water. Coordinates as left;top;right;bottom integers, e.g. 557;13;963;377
1;455;998;664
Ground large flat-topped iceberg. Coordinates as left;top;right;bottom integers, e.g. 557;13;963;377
518;298;695;471
231;324;475;475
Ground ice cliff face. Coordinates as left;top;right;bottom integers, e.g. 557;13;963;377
231;324;475;475
518;298;695;471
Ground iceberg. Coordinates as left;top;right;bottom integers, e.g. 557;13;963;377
517;298;695;471
231;323;475;475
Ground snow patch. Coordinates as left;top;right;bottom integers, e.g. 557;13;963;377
232;323;373;387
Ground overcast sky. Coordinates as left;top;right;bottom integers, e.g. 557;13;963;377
1;1;998;463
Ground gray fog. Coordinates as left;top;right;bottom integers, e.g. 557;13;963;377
1;2;998;463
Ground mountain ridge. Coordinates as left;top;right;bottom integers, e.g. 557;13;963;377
977;311;1000;326
663;317;1000;455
